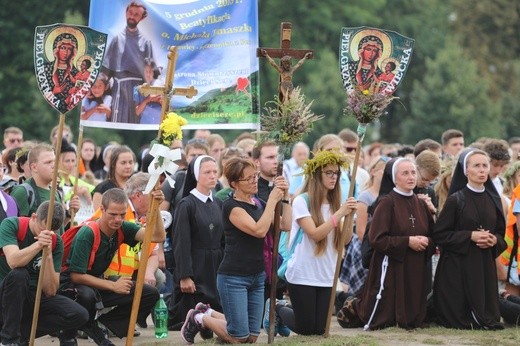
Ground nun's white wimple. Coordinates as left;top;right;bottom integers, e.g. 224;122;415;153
463;150;475;176
193;155;213;181
391;158;405;184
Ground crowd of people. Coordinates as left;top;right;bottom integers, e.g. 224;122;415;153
0;124;520;345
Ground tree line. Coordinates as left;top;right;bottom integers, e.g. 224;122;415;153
1;0;518;150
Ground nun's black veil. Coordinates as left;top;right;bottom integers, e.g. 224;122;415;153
447;148;503;217
370;157;400;211
378;157;400;197
181;156;215;198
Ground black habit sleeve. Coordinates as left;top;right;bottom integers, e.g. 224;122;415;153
172;197;194;280
432;194;472;255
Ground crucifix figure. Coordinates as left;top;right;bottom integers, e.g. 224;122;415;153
409;214;416;228
138;46;197;134
257;22;314;102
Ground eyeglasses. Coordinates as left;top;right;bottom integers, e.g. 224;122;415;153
239;172;260;183
323;170;341;178
9;138;22;144
344;146;356;153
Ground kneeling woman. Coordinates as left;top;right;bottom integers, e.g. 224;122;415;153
433;149;505;329
342;158;435;330
181;157;291;343
276;150;357;335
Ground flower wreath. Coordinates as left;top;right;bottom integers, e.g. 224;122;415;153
302;150;350;176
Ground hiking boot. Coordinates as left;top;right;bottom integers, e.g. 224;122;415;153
262;298;278;336
181;309;201;344
195;302;214;340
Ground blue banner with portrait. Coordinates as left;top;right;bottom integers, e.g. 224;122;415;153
88;0;259;130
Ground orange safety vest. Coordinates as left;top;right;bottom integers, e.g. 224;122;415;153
499;183;520;275
90;205;156;277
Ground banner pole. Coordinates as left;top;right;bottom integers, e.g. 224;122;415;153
29;113;66;345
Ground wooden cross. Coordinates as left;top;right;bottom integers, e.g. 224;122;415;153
256;22;314;344
257;22;314;102
126;46;197;346
138;46;198;131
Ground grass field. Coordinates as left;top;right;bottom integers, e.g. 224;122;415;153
39;319;520;345
265;326;520;346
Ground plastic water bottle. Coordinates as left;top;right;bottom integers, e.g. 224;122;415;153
154;294;168;338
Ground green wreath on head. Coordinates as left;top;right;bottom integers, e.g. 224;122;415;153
302;150;350;176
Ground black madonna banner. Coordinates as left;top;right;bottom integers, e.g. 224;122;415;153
34;24;108;114
339;27;414;95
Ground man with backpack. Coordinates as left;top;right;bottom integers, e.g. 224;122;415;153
0;201;88;346
10;144;80;231
59;188;165;346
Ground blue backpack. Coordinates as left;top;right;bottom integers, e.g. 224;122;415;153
277;193;309;280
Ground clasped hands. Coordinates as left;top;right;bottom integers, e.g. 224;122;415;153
409;236;429;252
471;229;497;248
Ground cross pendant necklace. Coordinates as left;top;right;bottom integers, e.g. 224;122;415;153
409;214;416;228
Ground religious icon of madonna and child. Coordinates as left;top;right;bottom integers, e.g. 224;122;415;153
339;27;414;95
34;24;107;114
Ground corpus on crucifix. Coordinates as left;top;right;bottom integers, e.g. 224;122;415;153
257;22;314;102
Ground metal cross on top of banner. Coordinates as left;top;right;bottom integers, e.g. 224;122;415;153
126;46;197;346
257;22;314;103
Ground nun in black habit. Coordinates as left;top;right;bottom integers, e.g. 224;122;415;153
168;155;224;330
432;148;506;329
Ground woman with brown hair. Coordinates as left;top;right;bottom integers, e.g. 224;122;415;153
181;156;290;344
92;145;135;210
433;159;455;214
276;150;357;335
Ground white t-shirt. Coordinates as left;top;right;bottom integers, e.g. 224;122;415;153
285;194;338;287
492;176;504;196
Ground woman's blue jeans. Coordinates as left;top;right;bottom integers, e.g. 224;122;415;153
217;272;266;339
